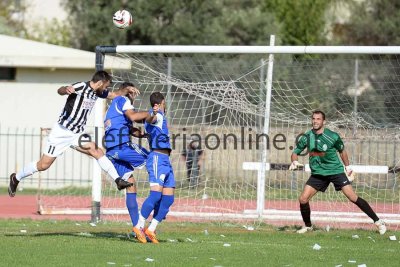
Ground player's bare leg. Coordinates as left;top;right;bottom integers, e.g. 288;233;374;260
37;154;57;171
9;154;56;197
341;185;386;234
297;185;318;233
73;142;132;190
341;184;358;202
74;141;103;159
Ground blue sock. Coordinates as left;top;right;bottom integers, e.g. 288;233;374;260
154;195;174;222
153;199;161;218
126;193;138;226
140;191;162;219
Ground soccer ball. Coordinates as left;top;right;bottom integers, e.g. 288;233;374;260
112;10;133;29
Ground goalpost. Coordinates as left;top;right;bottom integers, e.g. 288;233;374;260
38;41;400;230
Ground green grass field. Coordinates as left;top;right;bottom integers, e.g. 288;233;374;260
0;219;399;267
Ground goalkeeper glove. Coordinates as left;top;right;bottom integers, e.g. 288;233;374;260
345;166;355;182
289;161;304;171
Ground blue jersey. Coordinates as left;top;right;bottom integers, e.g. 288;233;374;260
144;109;171;151
104;96;134;149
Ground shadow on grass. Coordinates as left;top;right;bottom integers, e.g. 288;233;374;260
4;231;173;243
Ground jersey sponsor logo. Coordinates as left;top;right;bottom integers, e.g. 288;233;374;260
309;151;326;157
322;144;328;151
81;99;96;109
58;82;98;134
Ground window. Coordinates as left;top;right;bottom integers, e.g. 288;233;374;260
0;67;16;80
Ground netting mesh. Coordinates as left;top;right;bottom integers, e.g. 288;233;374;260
270;56;400;128
38;51;400;229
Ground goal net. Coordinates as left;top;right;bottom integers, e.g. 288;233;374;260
38;45;400;230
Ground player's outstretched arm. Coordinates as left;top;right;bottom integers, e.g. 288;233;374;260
57;85;75;95
125;110;149;122
145;114;157;124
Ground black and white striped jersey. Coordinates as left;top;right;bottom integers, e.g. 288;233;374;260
58;81;109;134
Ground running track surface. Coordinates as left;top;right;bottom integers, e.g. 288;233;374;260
1;195;399;231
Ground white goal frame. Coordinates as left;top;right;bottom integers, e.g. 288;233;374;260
39;40;400;225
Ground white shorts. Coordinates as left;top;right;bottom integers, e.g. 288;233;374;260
44;123;82;157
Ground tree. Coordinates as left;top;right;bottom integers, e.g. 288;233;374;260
0;0;26;36
24;19;71;47
340;0;400;45
63;0;279;51
339;0;400;125
267;0;331;45
0;1;70;46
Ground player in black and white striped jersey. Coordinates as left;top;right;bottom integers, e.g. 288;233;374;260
8;70;136;197
58;80;108;134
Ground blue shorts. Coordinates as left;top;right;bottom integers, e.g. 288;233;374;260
109;158;135;180
106;143;149;180
146;151;175;188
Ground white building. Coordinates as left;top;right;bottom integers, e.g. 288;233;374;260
0;34;98;129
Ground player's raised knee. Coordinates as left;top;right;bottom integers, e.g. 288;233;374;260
37;160;51;171
84;142;104;158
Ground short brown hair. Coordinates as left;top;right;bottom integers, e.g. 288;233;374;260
119;81;135;90
312;110;326;120
91;70;112;83
150;92;165;107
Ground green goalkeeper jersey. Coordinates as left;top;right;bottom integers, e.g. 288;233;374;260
293;128;345;176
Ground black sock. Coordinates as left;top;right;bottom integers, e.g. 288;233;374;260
353;197;379;222
300;203;312;227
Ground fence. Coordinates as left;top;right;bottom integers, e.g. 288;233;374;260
1;125;398;190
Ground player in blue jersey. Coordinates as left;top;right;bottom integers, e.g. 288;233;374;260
134;92;175;243
103;82;151;243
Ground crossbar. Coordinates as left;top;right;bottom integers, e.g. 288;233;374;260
115;45;400;54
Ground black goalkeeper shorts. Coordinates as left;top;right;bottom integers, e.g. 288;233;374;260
306;173;351;192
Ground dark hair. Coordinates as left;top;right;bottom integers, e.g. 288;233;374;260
312;110;326;120
91;70;112;83
119;82;136;96
150;92;165;107
119;81;135;89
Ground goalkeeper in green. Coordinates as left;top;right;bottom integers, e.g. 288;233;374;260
290;110;386;234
